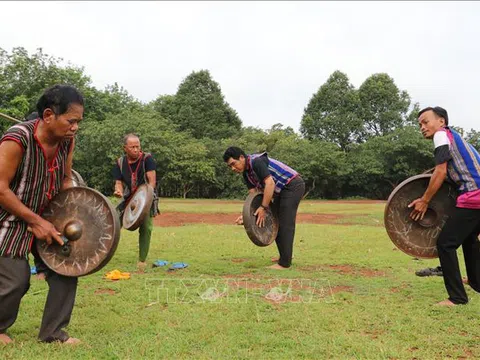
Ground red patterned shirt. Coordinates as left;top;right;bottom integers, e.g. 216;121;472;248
0;120;72;259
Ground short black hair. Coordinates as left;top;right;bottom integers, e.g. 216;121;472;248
36;85;84;119
418;106;449;126
223;146;246;162
24;112;38;121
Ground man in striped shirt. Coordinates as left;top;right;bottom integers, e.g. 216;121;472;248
0;85;84;344
223;147;305;269
409;106;480;306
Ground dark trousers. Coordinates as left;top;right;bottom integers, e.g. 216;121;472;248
0;255;78;342
272;176;305;268
437;207;480;304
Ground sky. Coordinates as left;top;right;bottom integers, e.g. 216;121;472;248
1;1;480;132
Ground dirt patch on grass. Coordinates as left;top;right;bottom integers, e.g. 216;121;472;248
94;288;116;295
153;212;349;227
300;264;388;277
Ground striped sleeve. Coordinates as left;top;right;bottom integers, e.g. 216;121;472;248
0;125;29;151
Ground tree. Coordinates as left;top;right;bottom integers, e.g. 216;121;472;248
357;73;411;137
466;129;480;152
0;47;141;132
162;139;217;198
405;102;421;126
85;83;143;122
151;94;177;121
300;71;362;151
270;133;347;199
0;47;93;132
156;70;242;139
346;126;434;199
0;47;92;117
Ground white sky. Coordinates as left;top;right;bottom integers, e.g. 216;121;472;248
1;1;479;132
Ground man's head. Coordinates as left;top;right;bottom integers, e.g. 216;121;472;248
418;106;449;139
36;85;84;139
223;146;247;173
123;134;141;161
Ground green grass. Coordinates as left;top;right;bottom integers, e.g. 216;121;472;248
152;198;387;227
3;200;480;359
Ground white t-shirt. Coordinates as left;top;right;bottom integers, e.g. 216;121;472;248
433;129;452;165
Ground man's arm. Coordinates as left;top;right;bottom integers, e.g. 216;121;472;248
114;180;124;198
113;160;124;198
144;155;157;189
421;162;448;203
261;176;275;208
0;141;63;245
409;130;451;221
409;162;448;221
62;138;75;190
251;156;274;208
251;157;275;227
146;170;156;188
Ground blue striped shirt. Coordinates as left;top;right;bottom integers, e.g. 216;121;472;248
244;153;298;194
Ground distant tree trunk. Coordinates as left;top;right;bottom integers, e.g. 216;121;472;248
302;178;315;199
183;184;193;199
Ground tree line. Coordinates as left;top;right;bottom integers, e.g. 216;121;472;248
1;47;478;199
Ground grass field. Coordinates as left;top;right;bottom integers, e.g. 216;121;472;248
2;199;480;359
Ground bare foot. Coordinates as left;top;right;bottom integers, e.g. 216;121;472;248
463;277;469;285
0;333;13;344
35;273;46;281
267;264;289;270
64;337;81;345
435;299;457;307
271;256;294;263
137;262;147;273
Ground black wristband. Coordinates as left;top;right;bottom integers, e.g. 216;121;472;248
260;204;269;210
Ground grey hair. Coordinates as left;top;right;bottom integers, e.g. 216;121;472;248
123;133;140;145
